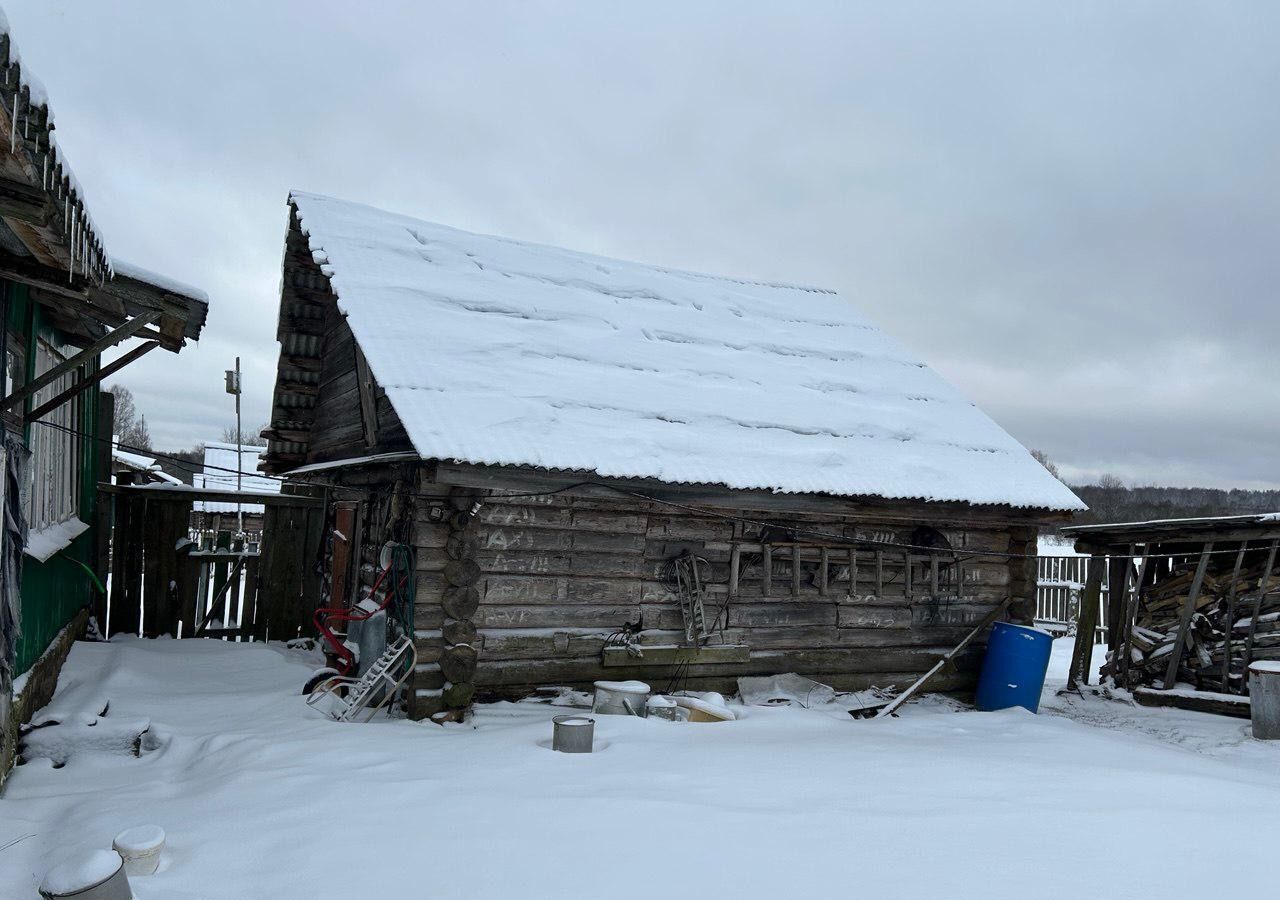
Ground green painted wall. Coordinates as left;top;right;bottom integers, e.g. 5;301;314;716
4;282;102;674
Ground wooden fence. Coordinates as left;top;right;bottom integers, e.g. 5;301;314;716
1036;554;1111;644
99;484;324;641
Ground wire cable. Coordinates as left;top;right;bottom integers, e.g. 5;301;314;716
26;417;1278;565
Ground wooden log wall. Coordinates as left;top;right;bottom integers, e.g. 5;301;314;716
408;467;1033;717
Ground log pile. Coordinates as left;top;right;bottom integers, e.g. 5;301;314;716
1109;561;1280;693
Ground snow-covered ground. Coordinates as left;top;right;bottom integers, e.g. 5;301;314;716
2;636;1277;898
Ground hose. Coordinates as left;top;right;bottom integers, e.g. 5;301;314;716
313;543;415;675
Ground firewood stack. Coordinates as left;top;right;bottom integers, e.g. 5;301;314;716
1107;561;1280;693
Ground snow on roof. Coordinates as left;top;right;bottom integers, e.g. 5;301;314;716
110;258;209;304
111;440;182;485
194;443;280;514
289;192;1085;511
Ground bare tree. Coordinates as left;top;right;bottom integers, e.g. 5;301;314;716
108;384;152;450
1097;473;1126;490
1029;449;1061;481
220;423;268;447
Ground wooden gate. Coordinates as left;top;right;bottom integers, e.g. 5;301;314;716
1036;553;1111;644
100;484;324;640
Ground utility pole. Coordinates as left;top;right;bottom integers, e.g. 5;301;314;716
225;357;243;534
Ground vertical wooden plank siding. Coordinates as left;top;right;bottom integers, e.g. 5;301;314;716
110;490;145;637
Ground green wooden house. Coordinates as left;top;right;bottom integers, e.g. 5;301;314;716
0;18;209;782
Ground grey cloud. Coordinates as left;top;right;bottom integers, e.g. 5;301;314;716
7;0;1277;487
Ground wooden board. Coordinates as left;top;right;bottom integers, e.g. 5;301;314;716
1133;687;1251;719
601;645;751;667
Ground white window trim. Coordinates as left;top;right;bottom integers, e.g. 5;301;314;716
26;336;82;535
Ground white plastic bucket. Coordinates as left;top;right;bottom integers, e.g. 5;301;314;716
112;825;165;876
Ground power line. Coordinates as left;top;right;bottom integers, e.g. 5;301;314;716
26;417;1279;566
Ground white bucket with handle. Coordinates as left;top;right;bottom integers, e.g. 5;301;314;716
113;824;165;876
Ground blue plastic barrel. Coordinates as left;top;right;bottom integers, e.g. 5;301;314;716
975;621;1053;713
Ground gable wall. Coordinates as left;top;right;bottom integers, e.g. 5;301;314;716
266;212;413;471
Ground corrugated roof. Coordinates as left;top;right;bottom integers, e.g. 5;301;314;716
288;191;1084;511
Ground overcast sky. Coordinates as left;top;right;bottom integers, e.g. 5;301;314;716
6;2;1278;488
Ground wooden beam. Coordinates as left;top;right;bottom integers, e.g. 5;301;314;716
601;645;750;667
1162;541;1215;690
1219;542;1249;690
432;460;1068;525
0;261;89;303
1133;687;1250;719
1067;554;1105;691
1074;527;1280;550
354;344;379;449
276;380;320;397
761;544;772;597
1119;549;1149;688
261;427;311;444
4;310;160;411
99;483;322;508
281;354;321;373
0;175;54;224
729;544;741;599
1241;539;1280;682
1106;553;1132;654
24;340;159;423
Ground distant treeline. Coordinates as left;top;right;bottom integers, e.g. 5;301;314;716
1063;484;1280;529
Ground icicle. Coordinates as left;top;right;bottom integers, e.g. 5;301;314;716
9;92;17;153
41;152;46;188
63;193;69;232
68;206;77;280
23;111;28;140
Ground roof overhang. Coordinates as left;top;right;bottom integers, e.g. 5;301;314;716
0;28;208;354
1063;512;1280;549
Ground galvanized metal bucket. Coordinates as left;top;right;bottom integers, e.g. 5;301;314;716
1249;662;1280;740
552;714;595;753
40;853;133;900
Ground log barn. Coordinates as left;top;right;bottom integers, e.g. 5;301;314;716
262;192;1083;720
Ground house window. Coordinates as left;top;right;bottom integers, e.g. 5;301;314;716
26;338;81;532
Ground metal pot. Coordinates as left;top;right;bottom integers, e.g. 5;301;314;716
552;714;595;753
40;852;132;900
